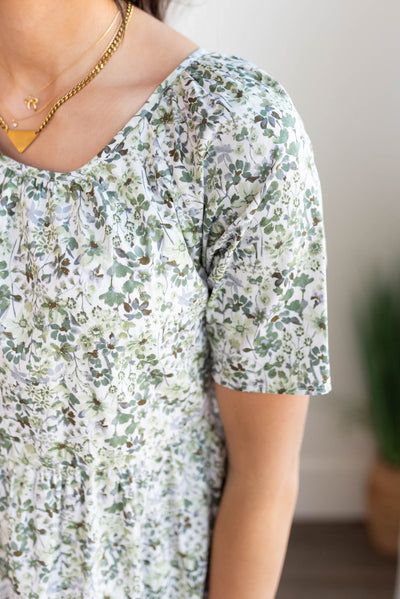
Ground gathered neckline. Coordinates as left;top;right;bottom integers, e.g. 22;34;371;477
0;47;209;180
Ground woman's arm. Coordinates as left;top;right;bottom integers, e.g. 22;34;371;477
207;381;310;599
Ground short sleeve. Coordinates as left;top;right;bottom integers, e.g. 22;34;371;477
202;68;332;395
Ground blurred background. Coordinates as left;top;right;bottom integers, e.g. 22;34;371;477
166;0;400;596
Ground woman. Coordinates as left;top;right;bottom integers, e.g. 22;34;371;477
0;0;332;597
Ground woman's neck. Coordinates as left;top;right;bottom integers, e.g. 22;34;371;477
0;0;119;86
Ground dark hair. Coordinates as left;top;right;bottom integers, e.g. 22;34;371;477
113;0;171;23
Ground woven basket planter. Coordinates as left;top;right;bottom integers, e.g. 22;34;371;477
366;453;400;558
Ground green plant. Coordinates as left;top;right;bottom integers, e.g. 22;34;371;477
353;265;400;467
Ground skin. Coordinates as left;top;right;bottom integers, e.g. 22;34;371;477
0;0;199;172
209;384;309;598
0;2;311;596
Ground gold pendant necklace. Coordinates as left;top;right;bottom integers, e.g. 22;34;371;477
0;10;121;129
0;9;120;114
24;96;39;111
0;2;133;153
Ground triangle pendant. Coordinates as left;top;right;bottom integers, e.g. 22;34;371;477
6;129;38;153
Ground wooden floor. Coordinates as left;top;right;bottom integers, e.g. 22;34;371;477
276;521;398;599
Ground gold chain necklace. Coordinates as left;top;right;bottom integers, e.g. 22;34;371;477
0;9;121;114
0;2;134;153
0;10;122;126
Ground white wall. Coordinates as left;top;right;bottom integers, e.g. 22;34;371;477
166;0;400;518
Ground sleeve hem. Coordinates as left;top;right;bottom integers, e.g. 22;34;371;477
211;371;332;396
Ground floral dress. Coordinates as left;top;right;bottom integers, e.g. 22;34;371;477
0;47;332;598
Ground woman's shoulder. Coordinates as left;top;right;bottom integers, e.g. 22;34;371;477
175;48;300;126
186;49;289;98
148;47;319;211
161;47;310;155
